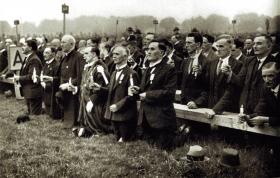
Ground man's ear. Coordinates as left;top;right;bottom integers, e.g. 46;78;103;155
160;50;165;56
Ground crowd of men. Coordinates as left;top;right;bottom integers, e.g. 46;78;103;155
0;27;280;150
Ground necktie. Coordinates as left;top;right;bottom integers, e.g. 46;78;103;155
115;69;123;81
216;59;223;75
257;60;262;70
188;57;194;74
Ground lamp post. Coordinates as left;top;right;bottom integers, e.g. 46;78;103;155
115;19;118;41
14;20;20;44
232;19;236;35
62;4;69;34
153;19;158;34
265;18;270;34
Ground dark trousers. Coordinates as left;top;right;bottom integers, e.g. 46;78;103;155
142;113;175;150
25;97;42;115
112;119;136;141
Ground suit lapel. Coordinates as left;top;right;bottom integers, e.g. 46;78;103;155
141;68;148;91
110;71;117;93
21;53;34;73
113;66;128;91
183;57;192;79
247;57;257;84
267;88;278;112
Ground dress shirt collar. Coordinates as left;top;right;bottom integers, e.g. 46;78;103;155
45;58;55;65
219;54;231;65
193;49;202;59
235;53;243;60
116;63;127;71
149;58;162;68
257;55;267;63
271;84;279;95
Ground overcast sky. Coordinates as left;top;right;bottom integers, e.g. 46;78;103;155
1;0;279;25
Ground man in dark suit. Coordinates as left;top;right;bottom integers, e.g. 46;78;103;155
40;47;62;119
243;37;255;57
56;35;83;128
161;38;183;88
202;34;218;62
238;62;280;177
127;41;143;80
231;38;247;63
200;35;242;116
14;39;43;115
171;34;187;59
130;40;177;150
104;45;139;142
0;42;9;93
209;34;276;118
180;32;208;108
239;62;280;126
140;33;156;70
0;41;8;73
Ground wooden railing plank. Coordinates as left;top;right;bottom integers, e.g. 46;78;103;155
173;103;280;137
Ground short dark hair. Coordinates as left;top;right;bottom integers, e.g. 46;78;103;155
187;32;203;46
50;47;57;53
159;38;173;49
150;39;167;53
234;39;244;49
26;39;37;51
91;47;100;58
203;34;215;44
255;33;272;44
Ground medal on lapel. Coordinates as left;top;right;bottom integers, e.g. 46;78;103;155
119;74;124;84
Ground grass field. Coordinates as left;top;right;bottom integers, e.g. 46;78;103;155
0;94;278;178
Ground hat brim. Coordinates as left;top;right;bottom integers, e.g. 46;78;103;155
219;160;240;168
181;155;209;162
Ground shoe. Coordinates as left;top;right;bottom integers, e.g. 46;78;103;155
72;127;79;137
179;124;186;132
78;128;85;137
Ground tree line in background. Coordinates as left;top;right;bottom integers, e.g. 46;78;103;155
0;13;279;37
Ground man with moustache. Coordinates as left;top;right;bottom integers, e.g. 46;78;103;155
104;45;139;142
